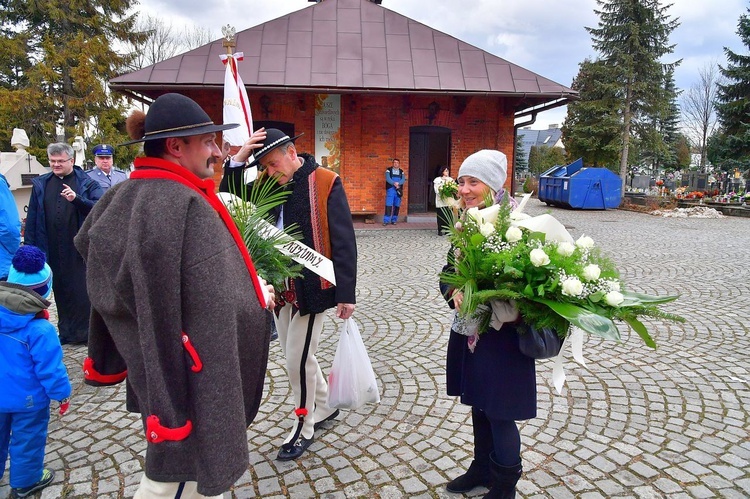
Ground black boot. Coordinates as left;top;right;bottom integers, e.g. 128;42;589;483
446;459;492;492
485;453;522;499
446;408;493;493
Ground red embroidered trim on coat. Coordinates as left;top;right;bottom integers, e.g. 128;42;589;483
181;332;203;373
82;357;127;384
146;415;193;443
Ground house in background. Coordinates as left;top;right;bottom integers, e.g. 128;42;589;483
109;0;576;219
517;125;564;168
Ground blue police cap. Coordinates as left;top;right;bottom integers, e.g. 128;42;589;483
93;144;114;156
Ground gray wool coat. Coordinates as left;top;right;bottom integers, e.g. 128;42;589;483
75;162;270;496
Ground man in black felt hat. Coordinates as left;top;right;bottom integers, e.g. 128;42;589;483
74;93;275;498
223;127;358;461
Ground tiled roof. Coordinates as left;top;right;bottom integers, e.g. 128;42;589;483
518;127;564;161
110;0;576;110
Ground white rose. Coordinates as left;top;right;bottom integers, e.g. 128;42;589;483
561;277;584;297
479;223;495;237
466;207;482;224
505;226;523;243
576;235;595;249
582;264;601;281
477;203;501;225
529;248;550;267
604;290;624;306
557;241;576;257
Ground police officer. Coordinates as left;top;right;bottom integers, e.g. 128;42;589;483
87;144;127;192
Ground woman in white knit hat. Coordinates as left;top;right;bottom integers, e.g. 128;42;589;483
440;150;532;498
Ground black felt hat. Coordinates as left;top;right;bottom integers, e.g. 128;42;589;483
248;128;304;167
121;93;239;145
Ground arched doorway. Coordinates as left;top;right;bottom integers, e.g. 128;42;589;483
408;126;451;213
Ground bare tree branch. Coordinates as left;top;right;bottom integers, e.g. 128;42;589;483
681;60;722;169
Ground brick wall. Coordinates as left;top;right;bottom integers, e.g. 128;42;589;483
190;90;516;217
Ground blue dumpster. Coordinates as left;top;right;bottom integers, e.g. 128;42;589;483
538;158;622;209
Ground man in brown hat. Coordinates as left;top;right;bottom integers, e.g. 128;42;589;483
222;127;357;461
74;93;274;498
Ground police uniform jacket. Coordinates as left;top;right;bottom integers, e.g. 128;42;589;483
87;167;127;192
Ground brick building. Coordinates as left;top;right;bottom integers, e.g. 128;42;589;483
110;0;576;219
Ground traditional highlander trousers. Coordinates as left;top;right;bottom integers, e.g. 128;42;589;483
383;162;406;225
75;157;271;497
266;153;357;459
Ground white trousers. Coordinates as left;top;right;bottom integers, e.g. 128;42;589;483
275;304;337;443
134;474;223;498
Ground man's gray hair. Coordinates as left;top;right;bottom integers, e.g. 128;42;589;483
47;142;74;159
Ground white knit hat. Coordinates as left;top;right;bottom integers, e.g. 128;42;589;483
457;150;508;193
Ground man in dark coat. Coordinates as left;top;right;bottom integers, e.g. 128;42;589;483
223;128;357;461
74;93;275;498
24;142;103;345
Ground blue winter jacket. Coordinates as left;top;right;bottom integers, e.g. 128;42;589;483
0;173;21;278
0;282;71;413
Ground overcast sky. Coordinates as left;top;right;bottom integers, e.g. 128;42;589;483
135;0;748;130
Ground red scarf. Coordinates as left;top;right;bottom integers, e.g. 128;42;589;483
131;157;267;308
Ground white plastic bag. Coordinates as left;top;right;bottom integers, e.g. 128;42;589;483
327;318;380;409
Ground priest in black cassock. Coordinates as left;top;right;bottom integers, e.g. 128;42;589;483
24;142;103;345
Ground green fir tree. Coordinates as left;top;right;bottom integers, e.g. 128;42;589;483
562;58;622;171
713;7;750;170
586;0;680;185
0;0;145;157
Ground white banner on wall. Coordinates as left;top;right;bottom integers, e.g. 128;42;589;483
314;94;341;173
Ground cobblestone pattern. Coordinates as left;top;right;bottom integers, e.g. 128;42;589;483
1;202;748;498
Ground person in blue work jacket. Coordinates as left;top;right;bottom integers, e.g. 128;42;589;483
86;144;128;193
383;158;406;225
0;245;71;499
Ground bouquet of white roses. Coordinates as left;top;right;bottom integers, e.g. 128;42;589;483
437;178;459;201
440;195;684;348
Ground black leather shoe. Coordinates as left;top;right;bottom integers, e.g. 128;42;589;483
276;437;314;461
313;409;339;431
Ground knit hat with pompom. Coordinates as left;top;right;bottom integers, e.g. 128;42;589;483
7;245;53;299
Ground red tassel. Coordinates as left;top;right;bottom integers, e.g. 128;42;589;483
294;408;308;417
82;357;127;384
146;415;193;443
181;333;203;373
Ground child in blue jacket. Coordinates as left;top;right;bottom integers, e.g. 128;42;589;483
0;245;71;498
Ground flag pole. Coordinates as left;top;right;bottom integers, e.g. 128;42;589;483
220;25;254;145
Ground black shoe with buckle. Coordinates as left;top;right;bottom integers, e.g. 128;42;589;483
276;436;314;461
313;409;340;431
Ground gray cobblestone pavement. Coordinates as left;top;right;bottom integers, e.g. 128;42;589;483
1;201;749;498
